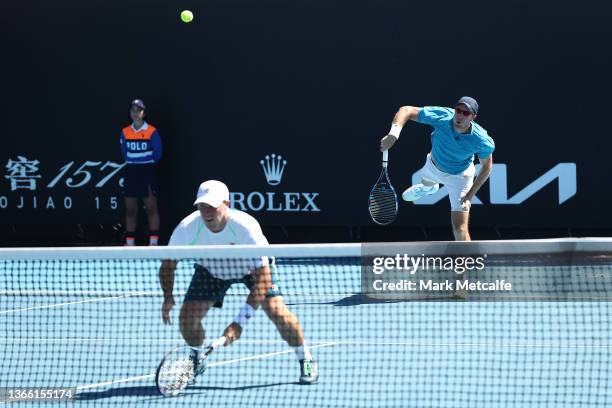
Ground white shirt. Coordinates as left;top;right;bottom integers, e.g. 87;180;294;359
168;208;269;279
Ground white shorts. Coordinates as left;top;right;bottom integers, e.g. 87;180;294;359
419;153;475;212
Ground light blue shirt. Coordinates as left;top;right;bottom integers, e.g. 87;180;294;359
417;106;495;175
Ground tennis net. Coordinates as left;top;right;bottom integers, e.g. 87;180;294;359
0;239;611;407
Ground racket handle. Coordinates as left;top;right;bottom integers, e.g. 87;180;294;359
382;150;388;165
211;336;226;349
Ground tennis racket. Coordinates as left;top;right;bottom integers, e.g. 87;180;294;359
155;336;226;397
368;150;398;225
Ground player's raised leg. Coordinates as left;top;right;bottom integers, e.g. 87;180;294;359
262;296;319;384
402;178;439;202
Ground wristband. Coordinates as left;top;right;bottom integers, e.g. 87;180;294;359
233;303;256;327
388;123;402;138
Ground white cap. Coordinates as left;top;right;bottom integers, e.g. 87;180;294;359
193;180;230;208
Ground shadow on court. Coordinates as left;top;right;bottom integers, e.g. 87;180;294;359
76;386;160;400
191;381;298;391
76;382;297;401
287;293;459;307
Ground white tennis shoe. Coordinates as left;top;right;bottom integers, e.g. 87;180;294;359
402;183;439;202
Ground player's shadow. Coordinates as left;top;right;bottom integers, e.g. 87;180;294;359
76;386;160;400
287;293;459;307
191;382;298;392
331;293;401;306
76;382;297;401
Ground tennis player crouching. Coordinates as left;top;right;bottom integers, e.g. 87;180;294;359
158;180;318;384
380;97;495;241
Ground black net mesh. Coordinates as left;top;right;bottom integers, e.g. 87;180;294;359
1;241;610;407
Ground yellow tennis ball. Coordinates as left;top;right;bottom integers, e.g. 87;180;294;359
180;10;193;23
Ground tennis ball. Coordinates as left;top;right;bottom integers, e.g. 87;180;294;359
180;10;193;23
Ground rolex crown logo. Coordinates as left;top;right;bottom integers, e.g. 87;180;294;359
260;154;287;186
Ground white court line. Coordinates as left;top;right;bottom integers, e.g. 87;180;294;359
208;342;338;367
75;342;338;392
0;293;148;315
75;374;155;392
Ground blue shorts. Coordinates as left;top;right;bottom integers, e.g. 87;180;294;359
184;264;282;308
122;163;158;198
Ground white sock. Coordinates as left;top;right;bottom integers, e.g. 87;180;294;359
292;343;313;361
125;236;135;246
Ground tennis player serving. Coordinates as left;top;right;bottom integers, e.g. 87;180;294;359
158;180;318;384
380;97;495;241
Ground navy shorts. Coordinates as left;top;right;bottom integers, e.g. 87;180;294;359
122;163;158;198
184;264;282;308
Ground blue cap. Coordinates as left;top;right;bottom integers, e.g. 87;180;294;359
130;99;146;110
455;96;479;114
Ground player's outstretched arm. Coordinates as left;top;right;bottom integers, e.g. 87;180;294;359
223;266;272;345
380;106;421;151
159;259;178;324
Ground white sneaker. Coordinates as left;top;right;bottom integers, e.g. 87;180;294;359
402;183;439;202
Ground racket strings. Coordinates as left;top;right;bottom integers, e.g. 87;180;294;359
369;185;398;224
158;352;196;395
